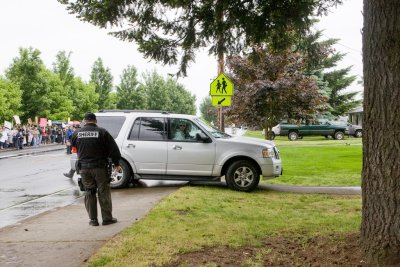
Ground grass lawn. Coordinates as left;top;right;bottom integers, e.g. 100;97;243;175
85;133;363;266
245;131;363;186
86;188;361;267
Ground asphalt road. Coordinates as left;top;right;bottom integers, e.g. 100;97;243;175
0;150;83;228
0;148;188;229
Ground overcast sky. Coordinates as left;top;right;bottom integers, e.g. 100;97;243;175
0;0;363;112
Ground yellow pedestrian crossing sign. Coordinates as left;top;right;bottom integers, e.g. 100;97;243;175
212;96;231;107
210;73;234;96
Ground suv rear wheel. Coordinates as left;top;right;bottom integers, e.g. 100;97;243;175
334;131;345;140
225;160;260;192
110;160;131;189
288;131;299;141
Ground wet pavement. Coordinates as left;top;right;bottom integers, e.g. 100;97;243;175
0;147;80;229
0;147;188;229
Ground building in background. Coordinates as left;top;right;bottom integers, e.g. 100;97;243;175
348;106;363;126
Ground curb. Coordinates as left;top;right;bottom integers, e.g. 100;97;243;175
0;145;65;159
259;184;361;195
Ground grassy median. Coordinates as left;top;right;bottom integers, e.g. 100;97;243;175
85;131;363;267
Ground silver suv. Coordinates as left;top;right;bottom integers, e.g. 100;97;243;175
71;110;282;192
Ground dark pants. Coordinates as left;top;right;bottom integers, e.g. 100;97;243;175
80;168;113;222
13;137;22;149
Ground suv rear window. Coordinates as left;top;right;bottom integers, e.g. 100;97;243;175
128;117;166;141
97;116;126;138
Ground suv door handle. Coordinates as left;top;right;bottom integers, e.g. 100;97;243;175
172;145;182;150
127;144;136;148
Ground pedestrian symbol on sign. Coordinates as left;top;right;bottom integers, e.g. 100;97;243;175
210;73;234;96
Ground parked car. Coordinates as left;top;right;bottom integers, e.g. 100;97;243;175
330;121;362;138
275;119;348;141
70;110;282;192
270;121;289;140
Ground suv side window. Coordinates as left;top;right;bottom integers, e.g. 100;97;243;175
96;116;126;139
128;117;166;141
169;118;204;142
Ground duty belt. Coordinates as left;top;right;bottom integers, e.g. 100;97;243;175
79;161;108;169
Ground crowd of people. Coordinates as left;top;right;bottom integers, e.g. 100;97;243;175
0;124;76;151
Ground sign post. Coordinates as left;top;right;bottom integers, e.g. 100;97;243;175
209;73;234;131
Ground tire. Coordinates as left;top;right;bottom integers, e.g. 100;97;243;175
110;160;131;189
288;131;299;141
354;130;362;138
225;160;260;192
334;131;345;140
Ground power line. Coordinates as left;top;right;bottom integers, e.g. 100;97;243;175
320;33;362;54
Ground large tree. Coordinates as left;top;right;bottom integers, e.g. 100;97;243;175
361;1;400;265
6;48;48;120
166;78;196;115
116;65;147;110
226;48;327;139
297;30;361;117
0;77;22;122
6;48;52;121
199;96;217;124
41;70;74;121
324;67;360;116
90;57;113;110
59;0;342;77
52;50;75;88
140;71;196;114
6;48;75;122
52;51;99;119
69;77;99;120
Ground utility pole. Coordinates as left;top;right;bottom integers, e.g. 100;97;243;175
216;0;225;132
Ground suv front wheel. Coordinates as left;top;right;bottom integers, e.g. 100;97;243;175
110;160;132;189
354;130;362;138
225;160;260;192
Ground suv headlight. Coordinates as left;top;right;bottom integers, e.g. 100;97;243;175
262;148;274;158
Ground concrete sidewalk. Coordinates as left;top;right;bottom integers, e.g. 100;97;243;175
0;187;178;267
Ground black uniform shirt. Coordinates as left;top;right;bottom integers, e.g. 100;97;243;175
71;123;121;166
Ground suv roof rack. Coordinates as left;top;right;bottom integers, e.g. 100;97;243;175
99;109;170;114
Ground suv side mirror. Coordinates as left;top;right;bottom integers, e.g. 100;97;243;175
196;132;212;143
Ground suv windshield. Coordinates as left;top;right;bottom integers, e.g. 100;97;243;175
195;118;231;138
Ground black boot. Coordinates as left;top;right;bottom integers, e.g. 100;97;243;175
89;219;99;226
102;218;118;225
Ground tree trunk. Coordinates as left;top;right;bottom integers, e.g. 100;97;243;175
361;1;400;265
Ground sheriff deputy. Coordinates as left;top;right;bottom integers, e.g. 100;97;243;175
71;112;122;226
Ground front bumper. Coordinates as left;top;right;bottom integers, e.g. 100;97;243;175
260;158;282;178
